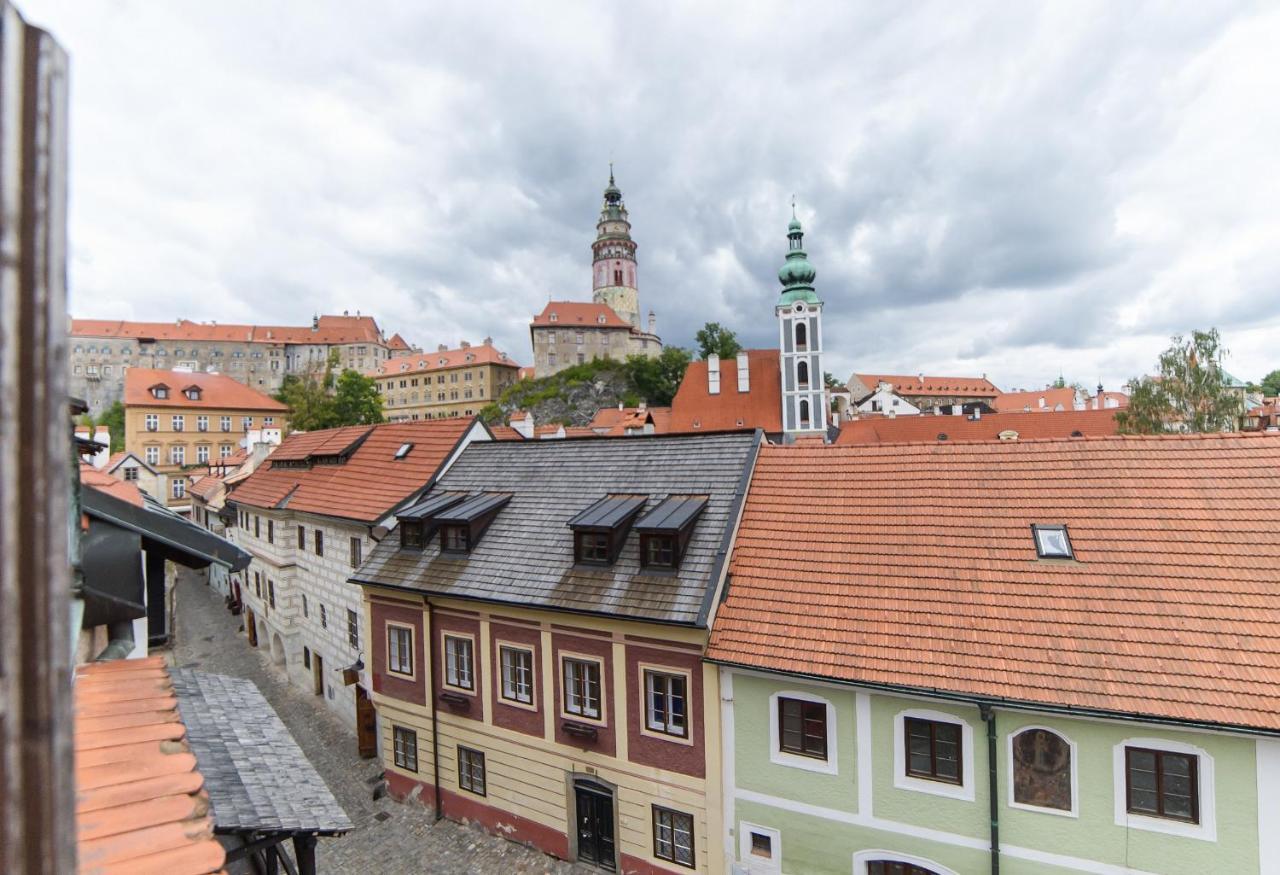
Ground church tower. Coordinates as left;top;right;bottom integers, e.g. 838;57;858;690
776;208;828;436
592;168;641;327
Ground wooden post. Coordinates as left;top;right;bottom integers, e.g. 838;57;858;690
0;3;72;873
292;833;317;875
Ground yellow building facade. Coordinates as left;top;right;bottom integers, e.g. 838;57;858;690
372;341;521;421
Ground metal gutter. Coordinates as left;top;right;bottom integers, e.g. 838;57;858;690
82;484;250;572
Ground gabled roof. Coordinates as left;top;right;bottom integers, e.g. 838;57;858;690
670;349;782;434
105;451;156;475
992;387;1079;413
835;409;1119;445
229;419;475;523
852;373;1001;398
588;405;672;435
386;332;413;352
74;658;224;875
531;301;633;329
366;341;520;377
124;368;288;412
707;432;1280;733
352;431;762;626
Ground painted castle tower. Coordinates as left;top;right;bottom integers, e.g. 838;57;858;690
592;168;647;330
776;208;828;435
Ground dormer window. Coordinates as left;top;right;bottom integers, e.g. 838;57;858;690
1032;524;1073;559
400;520;426;550
430;493;511;555
635;496;708;571
549;312;558;322
151;384;169;399
440;525;470;553
184;386;201;401
568;495;647;567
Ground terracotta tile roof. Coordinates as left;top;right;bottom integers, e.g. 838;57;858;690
487;426;526;441
670;349;782;434
74;657;224;875
72;314;384;346
188;475;225;501
124;369;289;413
386;332;413;352
518;366;536;381
80;464;145;507
588;405;673;435
707;432;1280;732
229;419;473;522
835;409;1119;445
531;301;633;329
853;373;1001;398
367;342;520;377
993;387;1079;413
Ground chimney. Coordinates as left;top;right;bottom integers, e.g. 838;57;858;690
438;344;448;352
707;354;721;395
618;401;624;411
483;336;493;346
737;352;750;392
638;401;647;412
512;411;534;439
312;314;319;330
648;311;656;334
460;340;470;349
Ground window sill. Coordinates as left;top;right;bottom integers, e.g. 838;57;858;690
893;772;974;802
769;749;837;776
561;720;600;741
1116;811;1214;842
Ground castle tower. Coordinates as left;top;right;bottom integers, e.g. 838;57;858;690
591;167;640;327
776;207;828;436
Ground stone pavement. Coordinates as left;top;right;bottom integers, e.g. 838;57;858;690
171;570;588;874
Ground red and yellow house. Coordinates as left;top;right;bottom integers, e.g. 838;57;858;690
350;431;760;873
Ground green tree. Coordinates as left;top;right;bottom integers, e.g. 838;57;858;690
75;401;127;453
695;322;742;360
1261;369;1280;397
824;372;842;390
330;369;385;426
1116;328;1243;434
625;347;692;406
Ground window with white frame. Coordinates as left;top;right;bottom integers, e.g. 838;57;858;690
739;822;780;874
893;708;974;801
768;690;838;775
220;415;231;431
499;645;533;705
171;478;186;499
562;656;602;720
171;414;184;431
144;446;159;465
644;669;688;738
145;414;159;431
1113;737;1215;841
170;445;185;465
197;415;208;432
196;444;209;463
219;443;231;458
387;625;412;676
443;635;474;690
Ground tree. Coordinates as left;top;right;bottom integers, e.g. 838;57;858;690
824;372;842;390
695;322;741;360
274;350;384;430
1261;369;1280;397
626;347;692;406
1116;328;1243;434
75;401;126;453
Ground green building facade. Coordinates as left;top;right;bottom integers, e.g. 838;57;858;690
720;669;1280;875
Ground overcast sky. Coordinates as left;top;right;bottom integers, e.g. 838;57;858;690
24;0;1280;390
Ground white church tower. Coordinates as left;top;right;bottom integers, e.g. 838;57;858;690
776;208;828;437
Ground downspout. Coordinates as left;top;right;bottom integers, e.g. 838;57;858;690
979;703;999;875
95;620;135;662
427;597;442;822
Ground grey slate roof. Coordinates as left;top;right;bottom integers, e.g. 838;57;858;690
351;431;761;626
170;669;353;835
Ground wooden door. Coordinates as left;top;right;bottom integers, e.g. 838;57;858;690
574;780;616;871
245;608;257;647
313;653;324;696
355;685;377;758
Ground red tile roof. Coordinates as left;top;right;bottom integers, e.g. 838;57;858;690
72;314;384;346
229;419;473;522
853;373;1001;399
124;369;288;413
531;301;633;329
707;432;1280;732
80;464;145;507
487;426;526;441
588;405;672;435
835;409;1119;445
74;657;224;875
188;475;225;501
367;342;520;377
386;332;413;352
670;349;782;434
992;387;1079;413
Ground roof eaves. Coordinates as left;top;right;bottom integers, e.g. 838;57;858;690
83;486;251;572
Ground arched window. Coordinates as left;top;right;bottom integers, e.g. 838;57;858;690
614;268;623;285
1010;726;1074;814
795;321;807;350
867;862;942;875
799;399;811;428
797;360;810;388
854;850;957;875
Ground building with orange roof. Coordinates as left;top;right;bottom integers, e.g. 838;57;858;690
992;385;1082;413
706;432;1280;874
670;349;784;438
847;372;1002;415
123;368;289;511
368;339;521;422
70;312;404;414
225;417;490;742
529;172;661;376
588;403;672;436
835;407;1120;445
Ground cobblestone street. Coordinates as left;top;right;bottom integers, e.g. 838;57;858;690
171;572;586;875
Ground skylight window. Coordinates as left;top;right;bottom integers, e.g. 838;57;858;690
1032;524;1073;559
395;442;413;460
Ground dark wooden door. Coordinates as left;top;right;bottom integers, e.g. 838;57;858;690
356;685;377;758
313;653;324;696
245;608;257;647
574;780;616;871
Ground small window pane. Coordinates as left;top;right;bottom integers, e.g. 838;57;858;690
393;726;418;772
458;747;486;796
